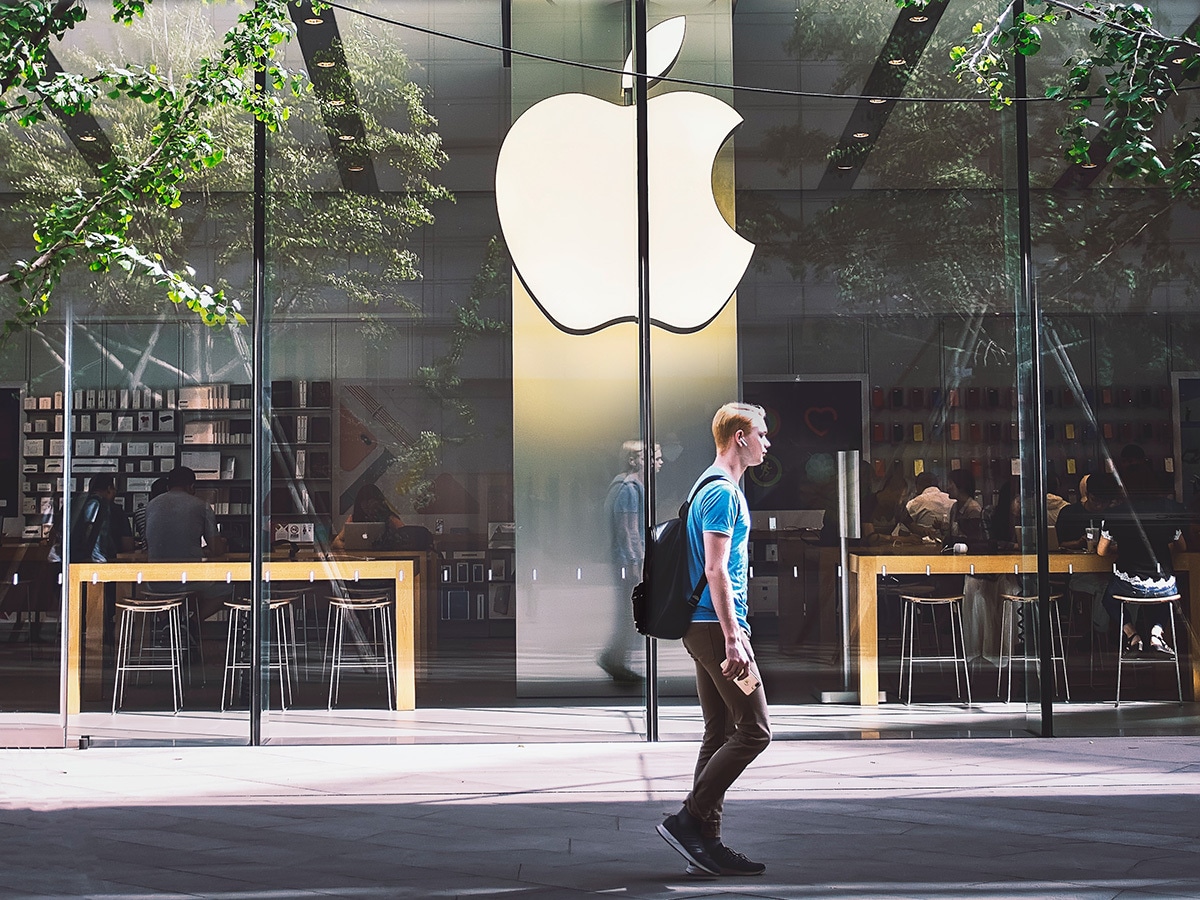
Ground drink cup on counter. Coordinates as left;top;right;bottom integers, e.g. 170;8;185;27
1085;527;1098;553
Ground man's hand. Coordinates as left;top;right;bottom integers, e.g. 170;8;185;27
721;630;754;681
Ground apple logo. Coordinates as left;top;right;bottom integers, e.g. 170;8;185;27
495;16;754;335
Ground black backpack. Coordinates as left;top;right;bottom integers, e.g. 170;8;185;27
631;474;726;639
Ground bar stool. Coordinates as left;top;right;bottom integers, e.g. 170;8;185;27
1115;593;1183;707
282;587;318;677
326;591;395;709
112;594;185;713
221;594;297;710
998;591;1068;703
898;590;971;706
138;588;206;687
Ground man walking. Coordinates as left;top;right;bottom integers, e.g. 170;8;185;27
656;402;772;876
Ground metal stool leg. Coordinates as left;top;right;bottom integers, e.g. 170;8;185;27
1115;600;1126;708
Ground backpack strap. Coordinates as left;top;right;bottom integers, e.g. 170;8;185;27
682;473;733;607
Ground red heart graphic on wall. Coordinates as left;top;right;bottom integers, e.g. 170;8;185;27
804;407;838;438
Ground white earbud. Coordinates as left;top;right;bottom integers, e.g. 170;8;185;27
737;436;749;448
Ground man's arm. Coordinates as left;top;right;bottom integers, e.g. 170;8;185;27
702;530;753;680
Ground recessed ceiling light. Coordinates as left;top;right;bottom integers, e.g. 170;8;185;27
338;134;355;142
888;58;907;66
909;15;928;22
316;60;336;68
1080;161;1098;169
78;134;98;142
852;131;870;139
869;98;888;104
304;17;324;25
836;164;854;170
1172;57;1188;65
347;164;365;172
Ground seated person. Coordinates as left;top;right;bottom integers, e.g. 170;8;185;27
1093;470;1186;656
332;484;405;551
902;472;954;542
1056;473;1116;632
144;466;229;622
946;469;985;547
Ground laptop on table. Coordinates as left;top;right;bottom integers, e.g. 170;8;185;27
342;522;387;551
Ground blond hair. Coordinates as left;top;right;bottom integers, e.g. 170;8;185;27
712;402;765;452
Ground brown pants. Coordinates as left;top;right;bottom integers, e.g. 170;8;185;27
682;621;771;839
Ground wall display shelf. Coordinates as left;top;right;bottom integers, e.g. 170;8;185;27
17;384;257;535
866;382;1177;508
269;380;334;525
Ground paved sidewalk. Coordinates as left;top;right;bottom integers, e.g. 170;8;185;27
3;737;1200;899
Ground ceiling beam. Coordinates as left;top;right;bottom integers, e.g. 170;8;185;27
1053;13;1200;191
818;0;949;191
289;1;380;193
45;50;114;176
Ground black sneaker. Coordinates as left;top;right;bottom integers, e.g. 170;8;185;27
656;810;718;875
685;842;765;876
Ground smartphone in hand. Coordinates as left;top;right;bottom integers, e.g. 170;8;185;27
734;672;761;695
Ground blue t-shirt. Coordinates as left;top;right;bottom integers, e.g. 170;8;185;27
686;465;751;634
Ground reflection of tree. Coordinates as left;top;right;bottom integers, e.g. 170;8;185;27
369;236;510;513
739;0;1199;366
0;0;307;332
1;1;451;334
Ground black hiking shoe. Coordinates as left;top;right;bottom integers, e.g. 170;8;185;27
656;809;718;875
685;841;766;876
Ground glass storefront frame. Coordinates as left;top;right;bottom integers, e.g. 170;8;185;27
2;0;1198;747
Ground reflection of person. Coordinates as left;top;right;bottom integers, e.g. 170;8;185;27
1095;471;1187;655
656;403;770;878
903;472;954;541
145;466;229;621
332;484;405;551
598;440;661;685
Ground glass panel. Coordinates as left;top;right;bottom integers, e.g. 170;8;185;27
0;324;66;744
21;2;257;744
257;0;643;741
1031;0;1200;733
707;0;1034;737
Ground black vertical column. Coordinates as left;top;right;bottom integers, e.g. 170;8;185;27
1013;1;1053;736
250;61;267;746
633;0;658;741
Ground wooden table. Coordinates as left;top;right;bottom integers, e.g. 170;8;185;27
848;549;1200;705
66;556;425;714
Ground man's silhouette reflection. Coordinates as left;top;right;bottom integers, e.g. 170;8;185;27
599;440;662;684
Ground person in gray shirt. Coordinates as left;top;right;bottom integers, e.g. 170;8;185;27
145;465;229;621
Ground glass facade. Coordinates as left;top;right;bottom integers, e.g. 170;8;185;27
1;0;1198;746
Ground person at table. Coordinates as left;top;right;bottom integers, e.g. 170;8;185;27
1056;473;1118;633
901;472;953;541
144;465;229;622
946;469;985;547
331;484;405;551
945;469;1000;665
1093;469;1187;656
52;474;134;648
61;473;135;564
863;463;915;545
133;476;170;552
